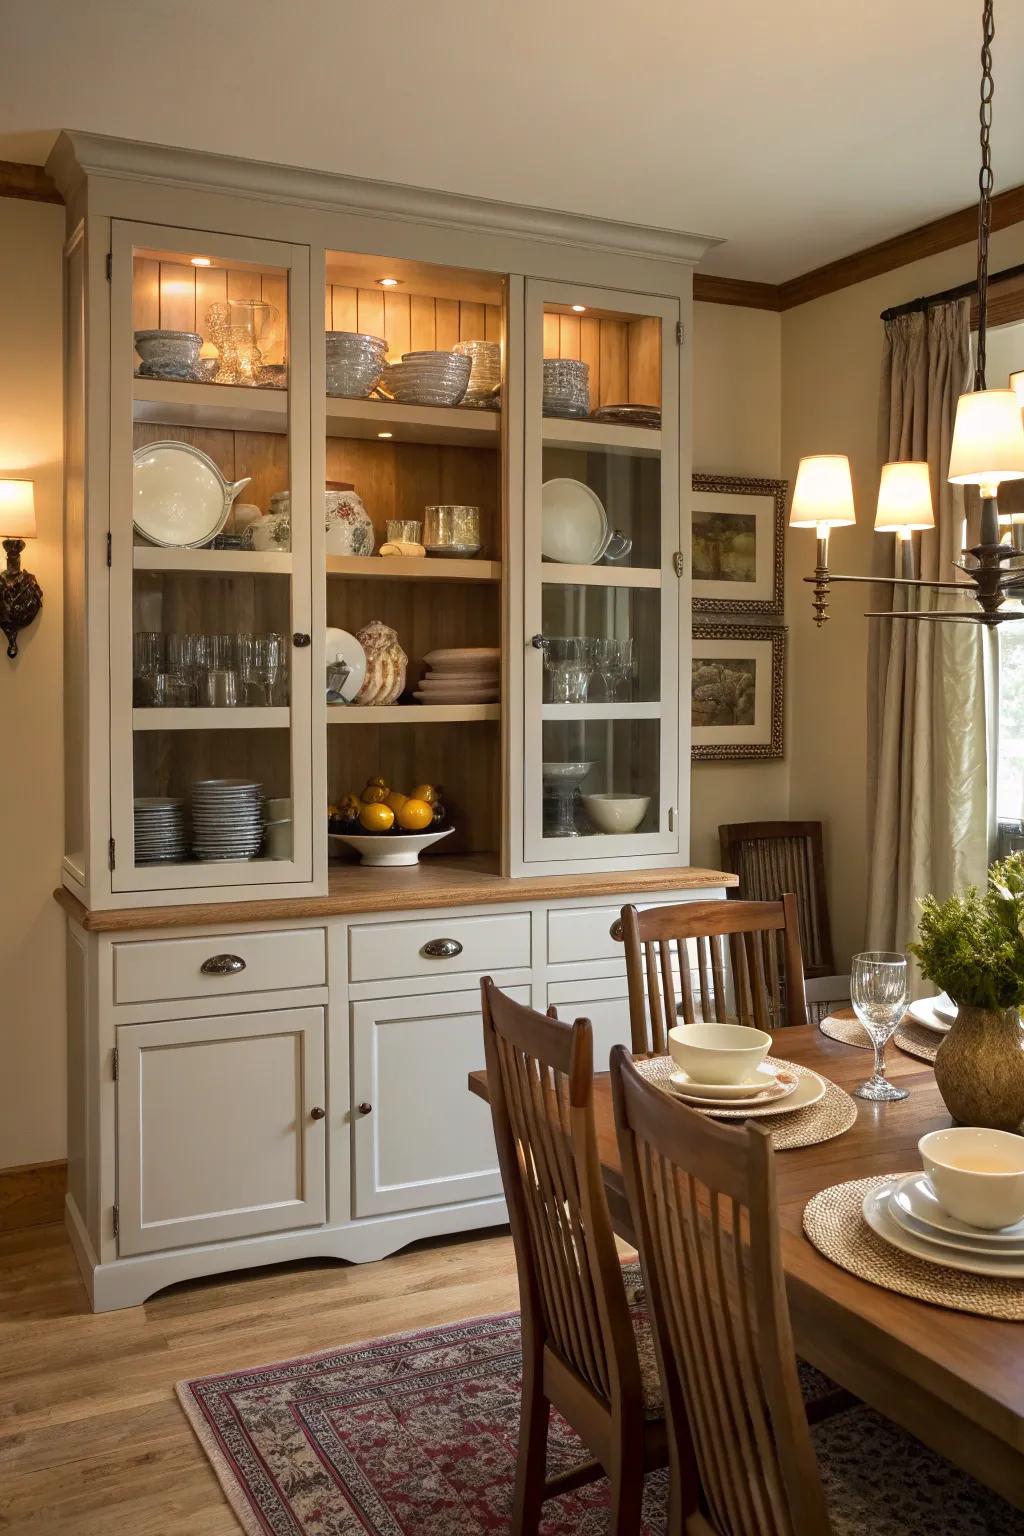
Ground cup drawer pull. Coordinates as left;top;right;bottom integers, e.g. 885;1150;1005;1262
200;953;247;976
420;937;463;959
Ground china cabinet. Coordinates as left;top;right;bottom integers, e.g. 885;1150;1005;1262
49;130;731;1308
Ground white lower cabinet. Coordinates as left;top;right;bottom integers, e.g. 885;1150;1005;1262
115;1007;327;1256
350;986;528;1218
547;976;636;1073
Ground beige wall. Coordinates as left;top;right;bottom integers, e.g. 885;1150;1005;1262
782;222;1024;966
690;301;787;870
0;197;66;1169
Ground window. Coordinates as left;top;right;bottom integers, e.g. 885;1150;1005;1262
998;620;1024;822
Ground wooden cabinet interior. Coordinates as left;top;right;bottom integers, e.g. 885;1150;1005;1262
542;306;662;408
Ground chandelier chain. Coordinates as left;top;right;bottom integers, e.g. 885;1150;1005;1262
975;0;995;388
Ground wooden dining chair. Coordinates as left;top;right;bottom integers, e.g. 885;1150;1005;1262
618;896;808;1055
718;821;835;977
609;1046;1024;1536
480;977;667;1534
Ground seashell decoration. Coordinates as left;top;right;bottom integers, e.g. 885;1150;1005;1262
353;619;408;706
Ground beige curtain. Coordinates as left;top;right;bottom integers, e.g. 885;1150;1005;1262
866;301;994;960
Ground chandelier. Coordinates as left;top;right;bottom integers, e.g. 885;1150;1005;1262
792;0;1024;628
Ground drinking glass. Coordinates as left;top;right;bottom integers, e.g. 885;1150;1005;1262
851;950;909;1101
240;633;285;706
607;636;636;701
541;636;596;704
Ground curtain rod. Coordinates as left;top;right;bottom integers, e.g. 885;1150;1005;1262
880;260;1024;322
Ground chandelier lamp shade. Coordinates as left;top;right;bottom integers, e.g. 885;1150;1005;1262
791;0;1024;629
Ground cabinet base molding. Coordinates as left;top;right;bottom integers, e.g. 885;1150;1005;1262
0;1159;67;1232
66;1191;509;1313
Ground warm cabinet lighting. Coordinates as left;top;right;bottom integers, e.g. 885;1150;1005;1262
0;479;41;659
377;277;400;288
377;431;393;440
571;304;586;313
190;256;212;267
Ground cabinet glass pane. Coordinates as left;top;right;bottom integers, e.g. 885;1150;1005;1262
540;584;659;703
542;720;660;838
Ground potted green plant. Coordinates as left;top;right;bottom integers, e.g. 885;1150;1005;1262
910;852;1024;1132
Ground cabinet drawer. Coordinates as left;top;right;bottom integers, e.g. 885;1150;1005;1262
113;927;327;1005
348;911;531;984
547;905;627;965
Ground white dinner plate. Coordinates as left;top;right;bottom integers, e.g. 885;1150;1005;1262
325;627;367;703
666;1063;799;1106
933;993;957;1023
673;1063;826;1120
889;1171;1024;1246
906;996;952;1035
132;442;250;548
863;1178;1024;1278
541;478;609;564
887;1186;1024;1258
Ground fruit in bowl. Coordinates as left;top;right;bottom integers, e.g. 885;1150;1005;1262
328;780;450;864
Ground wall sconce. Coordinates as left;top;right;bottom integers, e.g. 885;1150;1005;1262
0;480;42;659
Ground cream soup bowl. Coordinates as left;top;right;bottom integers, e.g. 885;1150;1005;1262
668;1023;772;1087
919;1127;1024;1231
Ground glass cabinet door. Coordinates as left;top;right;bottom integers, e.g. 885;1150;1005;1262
523;279;681;863
108;221;313;892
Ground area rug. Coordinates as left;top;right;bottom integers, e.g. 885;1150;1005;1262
177;1262;668;1534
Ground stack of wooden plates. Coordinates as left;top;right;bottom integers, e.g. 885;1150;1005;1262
414;647;500;705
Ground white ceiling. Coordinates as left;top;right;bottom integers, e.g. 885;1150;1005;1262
4;0;1024;282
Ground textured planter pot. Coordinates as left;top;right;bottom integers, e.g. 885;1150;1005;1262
934;1005;1024;1132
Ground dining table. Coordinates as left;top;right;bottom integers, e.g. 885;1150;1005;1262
469;1022;1024;1509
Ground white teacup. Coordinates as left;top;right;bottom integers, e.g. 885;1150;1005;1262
919;1127;1024;1231
668;1023;772;1086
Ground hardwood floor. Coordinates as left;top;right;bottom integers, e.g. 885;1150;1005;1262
0;1220;527;1533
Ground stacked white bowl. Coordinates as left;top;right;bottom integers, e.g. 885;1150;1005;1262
454;340;501;407
414;646;500;705
383;351;472;407
542;358;590;417
191;779;264;862
324;332;387;398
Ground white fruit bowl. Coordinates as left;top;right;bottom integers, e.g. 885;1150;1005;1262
328;826;453;867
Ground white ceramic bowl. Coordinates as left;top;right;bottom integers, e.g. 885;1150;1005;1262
668;1023;772;1086
582;793;651;834
919;1127;1024;1231
328;826;452;867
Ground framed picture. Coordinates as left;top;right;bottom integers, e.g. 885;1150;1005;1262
691;473;786;616
691;623;785;761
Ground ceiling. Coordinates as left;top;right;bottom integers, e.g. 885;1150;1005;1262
4;0;1024;283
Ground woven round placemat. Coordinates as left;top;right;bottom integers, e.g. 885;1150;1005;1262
635;1055;857;1151
819;1011;870;1048
803;1175;1024;1320
894;1022;939;1064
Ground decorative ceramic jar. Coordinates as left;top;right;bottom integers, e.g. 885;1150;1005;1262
325;490;374;556
934;1005;1024;1132
353;619;408;706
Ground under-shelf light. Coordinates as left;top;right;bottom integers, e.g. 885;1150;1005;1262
377;431;393;439
190;256;212;267
571;304;586;313
377;277;400;288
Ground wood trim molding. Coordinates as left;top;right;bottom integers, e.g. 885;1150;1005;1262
0;159;63;205
0;1159;67;1231
693;273;781;311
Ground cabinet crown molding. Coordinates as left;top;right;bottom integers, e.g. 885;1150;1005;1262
46;130;721;267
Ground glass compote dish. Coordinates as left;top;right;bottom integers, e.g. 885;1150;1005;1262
851;950;909;1101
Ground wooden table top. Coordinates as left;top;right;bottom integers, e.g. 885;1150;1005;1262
470;1024;1024;1508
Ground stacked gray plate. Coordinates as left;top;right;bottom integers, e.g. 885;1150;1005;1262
134;797;187;863
325;331;387;399
454;340;501;407
543;358;590;418
591;402;661;428
383;351;471;406
191;779;264;862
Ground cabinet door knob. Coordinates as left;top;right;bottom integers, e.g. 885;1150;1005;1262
530;633;548;650
420;937;463;959
609;920;623;942
293;632;311;647
358;1102;373;1115
200;953;246;975
310;1105;326;1120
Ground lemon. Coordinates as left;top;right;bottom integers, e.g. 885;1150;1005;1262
397;797;433;832
362;783;389;804
359;801;395;833
410;783;440;806
385;790;408;813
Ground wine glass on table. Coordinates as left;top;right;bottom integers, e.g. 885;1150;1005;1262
851;951;909;1101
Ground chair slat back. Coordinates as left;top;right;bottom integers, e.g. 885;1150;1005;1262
719;821;835;977
480;978;641;1413
620;897;808;1053
610;1047;832;1536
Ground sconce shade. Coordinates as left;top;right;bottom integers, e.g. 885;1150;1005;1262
0;479;36;540
1011;370;1024;408
874;461;935;532
948;389;1024;488
789;454;856;528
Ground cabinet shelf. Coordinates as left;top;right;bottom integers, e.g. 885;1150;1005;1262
541;702;660;722
133;708;290;731
327;555;500;582
541;417;662;456
133;377;500;448
133;546;292;575
327;703;499;725
541;563;661;589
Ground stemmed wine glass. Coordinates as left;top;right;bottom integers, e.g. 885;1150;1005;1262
850;950;909;1101
240;633;285;706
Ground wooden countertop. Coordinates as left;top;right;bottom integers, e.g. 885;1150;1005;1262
53;855;736;933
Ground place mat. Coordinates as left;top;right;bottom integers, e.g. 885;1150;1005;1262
819;1009;870;1048
803;1175;1024;1321
635;1055;857;1151
894;1022;939;1064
